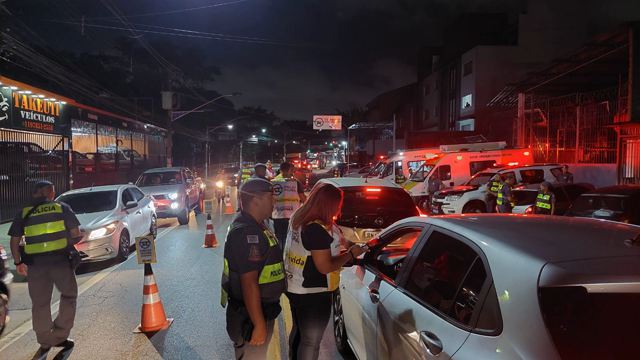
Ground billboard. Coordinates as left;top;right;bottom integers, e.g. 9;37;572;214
313;115;342;130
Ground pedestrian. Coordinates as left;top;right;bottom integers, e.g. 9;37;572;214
496;175;516;213
485;174;502;213
252;163;268;180
284;183;368;359
214;169;226;207
427;173;443;207
556;165;574;184
8;181;82;359
272;162;307;249
265;160;275;180
533;181;556;215
221;178;285;360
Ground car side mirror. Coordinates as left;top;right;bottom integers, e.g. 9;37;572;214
124;201;138;210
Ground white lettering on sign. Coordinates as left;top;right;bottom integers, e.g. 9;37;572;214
312;115;342;130
135;235;157;264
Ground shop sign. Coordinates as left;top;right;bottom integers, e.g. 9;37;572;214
0;86;69;135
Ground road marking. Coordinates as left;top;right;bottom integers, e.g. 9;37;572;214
0;223;179;353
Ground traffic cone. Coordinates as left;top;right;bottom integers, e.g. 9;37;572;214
224;196;234;215
134;264;173;333
203;213;218;248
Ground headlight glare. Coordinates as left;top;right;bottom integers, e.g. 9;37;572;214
88;222;118;240
167;192;178;200
444;194;462;202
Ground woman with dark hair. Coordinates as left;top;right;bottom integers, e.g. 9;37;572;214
284;183;368;359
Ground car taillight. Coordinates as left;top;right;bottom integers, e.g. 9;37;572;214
365;188;381;192
523;151;530;156
525;206;534;214
508;162;519;166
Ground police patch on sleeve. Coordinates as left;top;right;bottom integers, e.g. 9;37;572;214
248;244;262;262
247;235;259;244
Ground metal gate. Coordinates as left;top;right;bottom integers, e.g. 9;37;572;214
620;137;640;184
0;128;69;223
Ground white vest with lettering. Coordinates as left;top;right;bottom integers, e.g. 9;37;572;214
284;221;342;294
272;177;301;219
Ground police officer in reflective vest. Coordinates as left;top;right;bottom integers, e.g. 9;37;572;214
496;175;516;213
485;174;502;213
240;166;252;184
221;178;285;359
533;181;556;215
8;181;82;358
271;162;307;248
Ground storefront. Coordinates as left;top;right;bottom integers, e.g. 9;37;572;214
0;76;166;222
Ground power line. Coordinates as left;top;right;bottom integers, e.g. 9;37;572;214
87;0;252;20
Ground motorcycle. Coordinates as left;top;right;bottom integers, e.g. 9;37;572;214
0;244;12;336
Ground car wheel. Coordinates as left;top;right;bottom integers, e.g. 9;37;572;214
150;215;158;237
462;202;486;214
117;230;131;261
332;290;352;356
178;206;190;225
0;282;9;337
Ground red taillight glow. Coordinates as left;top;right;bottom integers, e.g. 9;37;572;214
379;155;384;160
365;188;382;192
508;162;519;166
525;206;534;214
523;151;530;156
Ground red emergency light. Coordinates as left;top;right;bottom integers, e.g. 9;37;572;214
523;151;531;156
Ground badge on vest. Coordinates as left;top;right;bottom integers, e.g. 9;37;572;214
247;235;259;244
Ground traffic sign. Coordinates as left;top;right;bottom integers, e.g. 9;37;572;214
203;199;214;215
313;115;342;130
135;235;157;264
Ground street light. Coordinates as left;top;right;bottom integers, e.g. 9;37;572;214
205;122;236;179
261;128;267;134
227;124;234;130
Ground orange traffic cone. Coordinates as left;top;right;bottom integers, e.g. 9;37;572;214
203;213;218;248
224;197;234;215
134;264;173;333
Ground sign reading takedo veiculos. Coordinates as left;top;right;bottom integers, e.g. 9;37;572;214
313;115;342;130
135;235;157;264
0;86;68;135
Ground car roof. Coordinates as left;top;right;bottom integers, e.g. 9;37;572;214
397;214;640;263
59;184;133;195
318;177;402;189
143;167;186;173
496;163;561;173
584;185;640;196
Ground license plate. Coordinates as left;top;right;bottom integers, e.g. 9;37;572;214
364;230;379;240
431;207;440;214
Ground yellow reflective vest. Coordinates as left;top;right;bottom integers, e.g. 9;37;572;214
22;202;70;255
272;176;301;219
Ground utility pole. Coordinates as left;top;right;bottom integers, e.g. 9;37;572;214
392;113;397;153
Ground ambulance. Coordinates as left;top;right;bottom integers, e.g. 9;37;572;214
371;147;440;184
402;141;533;210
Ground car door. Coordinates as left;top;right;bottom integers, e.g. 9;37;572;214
340;224;427;359
122;187;143;239
379;227;492;360
130;187;152;235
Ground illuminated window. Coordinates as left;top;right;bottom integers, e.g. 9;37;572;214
462;94;473;110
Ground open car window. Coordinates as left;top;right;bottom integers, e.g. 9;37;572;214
366;227;424;284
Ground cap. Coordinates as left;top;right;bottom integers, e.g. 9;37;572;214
33;180;54;193
240;178;273;195
254;163;267;170
541;181;552;188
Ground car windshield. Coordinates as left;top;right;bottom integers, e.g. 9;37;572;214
123;149;142;159
57;190;118;214
571;194;629;213
337;187;419;228
512;190;539;206
368;162;386;177
465;172;494;186
540;286;640;360
137;171;183;186
409;163;436;182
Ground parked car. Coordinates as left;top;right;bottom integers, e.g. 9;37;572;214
98;146;144;167
333;214;640;359
0;141;62;178
85;152;117;171
50;150;96;173
511;183;594;215
317;178;420;243
0;244;12;336
567;185;640;224
57;184;157;262
431;164;566;214
136;167;200;225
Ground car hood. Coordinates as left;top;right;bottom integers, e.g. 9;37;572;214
75;211;117;229
438;185;478;195
138;184;182;196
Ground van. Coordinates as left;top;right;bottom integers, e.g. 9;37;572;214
402;142;532;209
370;147;440;183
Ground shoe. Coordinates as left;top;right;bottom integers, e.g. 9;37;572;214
32;347;50;360
54;339;75;349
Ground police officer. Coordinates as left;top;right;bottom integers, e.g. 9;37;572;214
272;162;307;248
533;181;556;215
485;174;502;213
221;178;285;360
557;165;574;184
240;165;252;185
427;173;443;207
252;163;268;180
8;181;82;358
496;175;516;213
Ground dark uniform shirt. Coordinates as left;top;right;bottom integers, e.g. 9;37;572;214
7;199;80;265
497;183;514;213
300;223;333;288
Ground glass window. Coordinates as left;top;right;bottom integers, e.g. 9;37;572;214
450;258;486;326
461;94;473;110
380;162;394;178
407;161;425;174
465;172;494;186
404;231;478;317
539;286;640;359
129;187;145;201
409;162;436;182
572;195;628;213
550;167;563;180
436;165;451;181
367;228;423;283
469;161;496;176
337;187;419;229
122;188;134;204
519;169;545;184
475;284;501;332
136;171;183;186
57;190;117;214
71;119;97;155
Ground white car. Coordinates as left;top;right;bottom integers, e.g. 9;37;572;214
333;214;640;359
57;184;157;262
432;164;565;214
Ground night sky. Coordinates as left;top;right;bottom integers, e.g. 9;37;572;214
3;0;635;121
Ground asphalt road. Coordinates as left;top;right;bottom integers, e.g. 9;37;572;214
0;190;344;359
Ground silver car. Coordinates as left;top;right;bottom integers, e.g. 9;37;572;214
57;184;157;262
136;167;200;225
333;214;640;359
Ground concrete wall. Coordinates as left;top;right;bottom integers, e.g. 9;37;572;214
568;163;617;188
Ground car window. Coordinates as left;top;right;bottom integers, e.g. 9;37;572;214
57;191;118;214
500;171;515;180
380;162;394;178
137;171;183;186
519;169;545;184
337;187;419;229
469;160;496;176
129;187;145;201
475;283;501;332
409;163;436;182
465;172;494;186
407;161;425;174
29;144;44;153
122;188;134;204
404;230;479;321
435;165;451;181
450;258;486;326
550;167;563;180
367;228;423;283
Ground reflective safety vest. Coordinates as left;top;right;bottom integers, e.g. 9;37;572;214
284;221;342;294
395;174;406;184
241;168;252;182
535;192;553;214
22;201;69;255
221;227;285;307
272;177;301;219
488;180;501;194
496;184;514;207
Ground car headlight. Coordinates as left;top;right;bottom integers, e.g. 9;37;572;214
167;192;179;200
215;180;224;188
88;222;119;240
444;194;462;202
